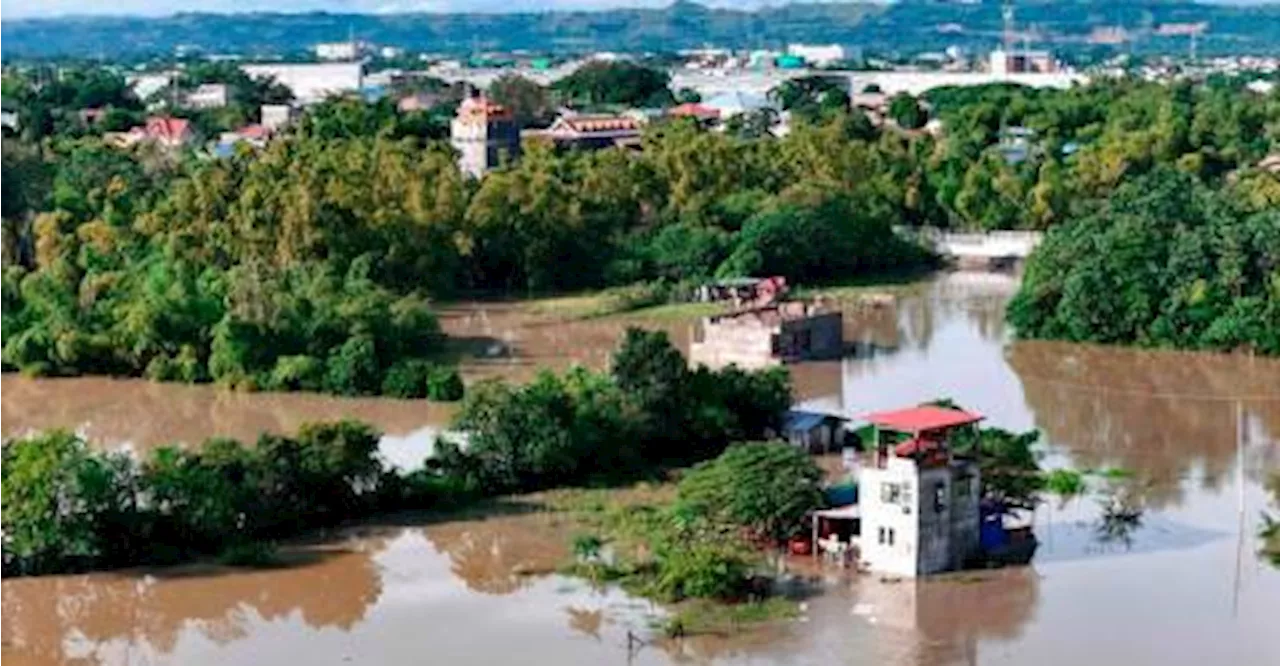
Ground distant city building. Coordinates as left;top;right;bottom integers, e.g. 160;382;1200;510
667;102;721;123
313;41;368;61
747;50;782;69
126;72;176;102
379;46;405;60
1247;79;1276;95
215;124;272;156
522;113;644;152
1156;22;1209;37
1;110;18;134
451;95;521;178
241;63;363;105
106;116;193;150
787;43;849;67
989;49;1060;75
397;92;447;112
702;90;775;118
259;104;296;132
186;83;229;109
1089;26;1130;46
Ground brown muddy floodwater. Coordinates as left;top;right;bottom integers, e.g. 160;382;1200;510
4;271;1279;666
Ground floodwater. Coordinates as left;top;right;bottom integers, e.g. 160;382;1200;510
4;271;1279;666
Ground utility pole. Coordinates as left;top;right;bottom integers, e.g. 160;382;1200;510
1002;2;1016;54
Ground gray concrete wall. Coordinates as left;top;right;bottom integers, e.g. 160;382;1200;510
778;311;844;361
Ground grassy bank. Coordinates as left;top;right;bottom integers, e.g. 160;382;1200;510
545;443;825;636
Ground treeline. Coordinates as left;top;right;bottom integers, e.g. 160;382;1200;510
918;78;1279;230
1;330;792;576
3;73;1279;381
436;329;791;495
1008;170;1280;355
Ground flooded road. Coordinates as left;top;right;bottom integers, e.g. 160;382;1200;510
4;271;1279;666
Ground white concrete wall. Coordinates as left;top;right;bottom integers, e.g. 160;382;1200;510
242;63;363;104
859;458;921;577
688;322;779;370
430;65;1087;102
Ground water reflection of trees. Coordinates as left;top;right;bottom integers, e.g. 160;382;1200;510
421;511;571;595
0;541;386;666
1009;341;1280;507
1263;475;1280;568
0;375;451;453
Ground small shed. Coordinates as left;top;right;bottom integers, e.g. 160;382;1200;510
781;410;846;454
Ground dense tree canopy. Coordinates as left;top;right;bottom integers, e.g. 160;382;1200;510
1007;170;1280;354
2;71;1277;372
553;61;674;109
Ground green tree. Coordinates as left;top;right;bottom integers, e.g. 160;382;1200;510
676;442;824;542
488;73;552;127
553;61;673;108
888;92;927;130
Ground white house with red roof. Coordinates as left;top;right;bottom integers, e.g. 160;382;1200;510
857;405;985;577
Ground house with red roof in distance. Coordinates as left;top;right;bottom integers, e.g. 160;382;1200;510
214;124;273;157
105;116;194;150
855;405;985;577
667;102;721;125
522;113;644;151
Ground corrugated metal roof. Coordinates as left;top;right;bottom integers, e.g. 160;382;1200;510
783;410;832;433
863;406;983;433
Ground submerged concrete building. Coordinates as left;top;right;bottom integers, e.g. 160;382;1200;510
688;301;843;370
857;406;984;577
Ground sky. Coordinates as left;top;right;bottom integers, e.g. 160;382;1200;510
4;0;781;20
2;0;1275;20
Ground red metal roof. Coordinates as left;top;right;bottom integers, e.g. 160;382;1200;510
668;102;720;119
864;406;983;433
144;116;191;141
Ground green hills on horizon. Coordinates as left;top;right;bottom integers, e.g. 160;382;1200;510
4;1;1280;60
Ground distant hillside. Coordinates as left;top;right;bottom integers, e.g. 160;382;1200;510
4;1;1280;60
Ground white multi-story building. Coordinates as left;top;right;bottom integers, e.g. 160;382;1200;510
186;83;228;109
450;95;521;178
858;406;984;577
787;44;849;67
241;63;363;105
313;41;367;61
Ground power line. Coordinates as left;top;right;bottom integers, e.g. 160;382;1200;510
1014;371;1280;403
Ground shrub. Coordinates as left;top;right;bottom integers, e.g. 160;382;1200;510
324;335;380;395
268;355;326;392
651;537;752;601
144;354;179;381
381;358;434;398
426;365;465;401
218;540;280;567
1;431;139;574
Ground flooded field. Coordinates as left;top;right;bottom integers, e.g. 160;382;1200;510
4;271;1279;666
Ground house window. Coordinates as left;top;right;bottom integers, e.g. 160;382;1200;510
878;527;886;544
881;482;903;505
887;528;896;546
934;481;947;514
954;473;974;499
